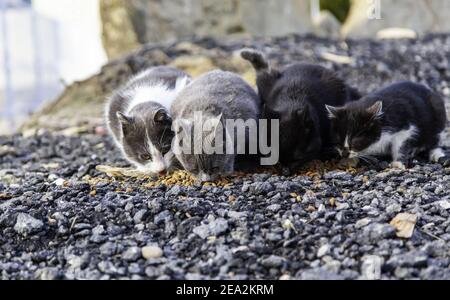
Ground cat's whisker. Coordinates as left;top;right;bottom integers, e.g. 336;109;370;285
356;154;379;166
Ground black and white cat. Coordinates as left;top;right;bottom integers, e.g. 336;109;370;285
171;70;261;182
326;81;449;168
105;66;191;174
240;48;360;171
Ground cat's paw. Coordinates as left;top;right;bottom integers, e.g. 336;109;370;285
438;156;450;167
390;161;407;170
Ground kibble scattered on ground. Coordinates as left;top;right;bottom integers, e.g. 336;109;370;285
1;35;450;280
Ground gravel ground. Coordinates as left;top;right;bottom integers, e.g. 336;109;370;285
1;35;450;280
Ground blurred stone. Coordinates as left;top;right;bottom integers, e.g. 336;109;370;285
169;55;217;78
99;0;141;60
118;0;314;45
313;11;341;39
240;0;313;37
376;28;418;40
14;213;44;236
343;0;450;38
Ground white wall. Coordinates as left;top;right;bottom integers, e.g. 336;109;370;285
0;0;107;134
32;0;107;84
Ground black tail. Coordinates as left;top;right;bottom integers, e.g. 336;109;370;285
240;48;270;73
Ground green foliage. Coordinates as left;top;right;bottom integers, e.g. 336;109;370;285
320;0;351;23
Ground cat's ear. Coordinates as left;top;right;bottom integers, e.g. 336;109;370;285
325;105;340;119
117;112;134;135
154;109;171;124
367;101;383;119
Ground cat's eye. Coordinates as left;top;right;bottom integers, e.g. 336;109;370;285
140;154;151;161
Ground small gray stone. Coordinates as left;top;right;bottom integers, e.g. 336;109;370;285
298;267;345;280
437;200;450;210
90;225;107;243
133;209;147;224
166;185;183;197
355;218;372;229
100;242;117;256
386;251;428;268
98;261;119;274
261;255;285;268
317;244;330;258
252;182;274;195
228;211;247;220
209;218;229;236
92;225;105;235
360;223;396;243
266;204;281;212
35;267;60;280
386;203;402;214
66;254;89;269
14;213;44;236
193;218;229;239
193;224;210;239
154;210;172;225
145;266;161;278
336;202;350;210
122;247;142;261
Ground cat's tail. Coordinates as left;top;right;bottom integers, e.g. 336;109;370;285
240;48;269;73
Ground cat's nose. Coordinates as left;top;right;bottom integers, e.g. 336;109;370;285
159;170;167;176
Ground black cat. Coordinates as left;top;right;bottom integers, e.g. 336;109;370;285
241;49;360;171
326;81;449;168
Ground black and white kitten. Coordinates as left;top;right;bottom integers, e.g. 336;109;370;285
240;49;360;171
326;81;449;169
171;70;261;182
106;66;191;174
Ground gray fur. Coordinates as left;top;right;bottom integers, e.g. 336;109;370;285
171;70;261;181
105;66;191;173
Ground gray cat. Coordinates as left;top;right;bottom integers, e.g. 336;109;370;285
105;66;191;174
171;70;261;181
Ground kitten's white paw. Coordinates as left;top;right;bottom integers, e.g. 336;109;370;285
390;161;406;170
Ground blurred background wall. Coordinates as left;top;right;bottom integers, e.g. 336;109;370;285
0;0;107;134
2;0;450;134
